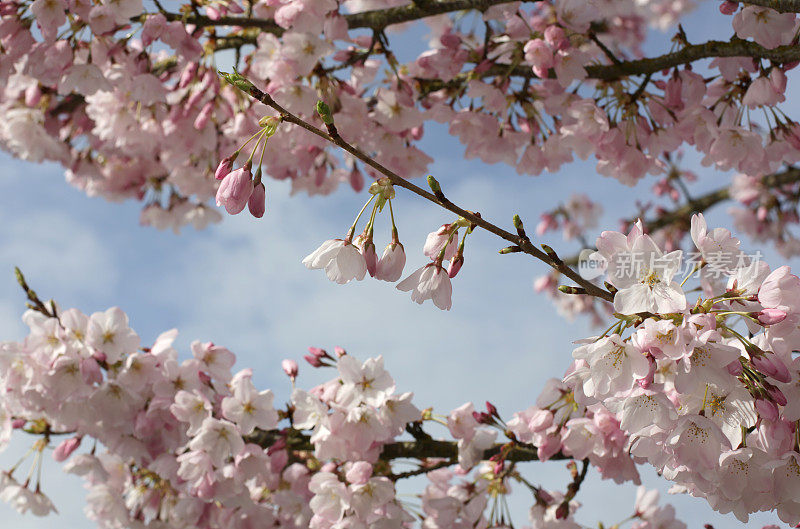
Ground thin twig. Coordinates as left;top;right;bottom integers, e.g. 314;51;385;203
237;80;615;302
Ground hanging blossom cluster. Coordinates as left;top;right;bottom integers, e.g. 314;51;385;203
3;0;800;245
0;295;711;529
302;177;471;310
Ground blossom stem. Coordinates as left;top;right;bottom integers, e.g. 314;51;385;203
348;194;378;241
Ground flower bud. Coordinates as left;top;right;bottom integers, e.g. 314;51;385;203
756;308;787;326
248;182;266;218
216;163;254;215
447;255;463;278
719;0;738;14
334;346;346;357
345;461;372;485
349;166;364;192
215;154;236;180
179;62;198;89
193;101;214;130
755;398;779;422
308;347;328;359
764;382;788;406
25;84;41;107
53;436;82;462
304;354;324;367
751;353;792;383
493;459;504;475
267;437;286;456
362;238;377;277
281;359;298;380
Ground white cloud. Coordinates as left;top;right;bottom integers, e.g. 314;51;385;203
0;209;118;302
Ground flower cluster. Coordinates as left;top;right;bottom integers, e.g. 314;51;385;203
559;214;800;524
2;0;798;254
1;287;794;527
303;179;472;310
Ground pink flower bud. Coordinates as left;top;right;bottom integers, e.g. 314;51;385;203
179;62;198;89
53;436;82;462
362;239;377;277
473;411;491;424
216;163;254;215
440;32;461;49
267;437;286;456
765;382;788;406
555;502;569;520
334;346;346;357
349;166;364;192
11;419;26;429
756;308;787;325
281;359;298;380
206;5;222;20
544;25;567;50
771;68;787;93
193;101;214;130
719;0;738;15
536;489;554;504
523;39;554;78
751;354;792;383
485;401;498;417
726;360;743;377
215;155;235;180
248;182;266;218
345;461;372;485
493;459;504;475
304;354;323;367
24;84;41;107
755;398;779;422
447;255;463;278
80;357;103;385
308;347;328;359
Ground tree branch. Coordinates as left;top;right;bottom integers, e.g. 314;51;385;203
136;0;521;36
586;38;800;81
420;38;800;94
246;428;568;465
234;80;614;302
645;166;800;232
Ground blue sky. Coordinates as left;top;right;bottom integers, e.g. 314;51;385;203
0;1;795;527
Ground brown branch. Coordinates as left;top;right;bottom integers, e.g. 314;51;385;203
246;428;568;465
420;38;800;94
645;166;800;232
741;0;800;12
557;459;589;514
135;0;521;36
586;38;800;81
235;80;614;302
